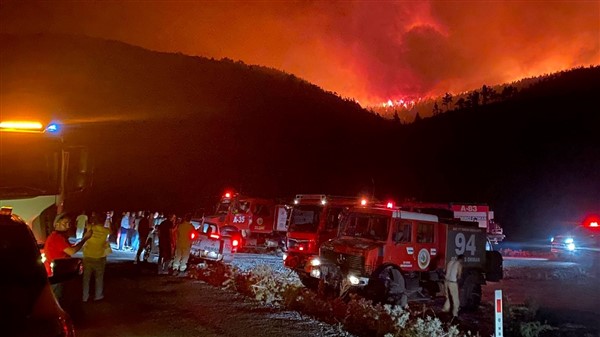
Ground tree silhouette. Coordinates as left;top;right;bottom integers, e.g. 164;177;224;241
414;112;422;123
432;101;441;116
481;85;494;105
393;111;401;124
442;93;453;111
455;97;466;110
468;90;480;108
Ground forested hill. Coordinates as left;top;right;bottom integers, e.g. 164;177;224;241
0;33;388;208
392;66;600;239
1;33;598;239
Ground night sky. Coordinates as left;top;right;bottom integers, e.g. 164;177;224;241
1;1;598;106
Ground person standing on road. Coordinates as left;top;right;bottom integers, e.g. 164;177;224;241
172;213;195;275
75;211;88;239
44;214;93;299
442;254;464;319
135;211;152;264
157;214;176;275
82;213;112;302
118;211;130;250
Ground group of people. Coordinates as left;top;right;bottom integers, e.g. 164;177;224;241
154;213;196;276
44;209;198;303
44;211;111;302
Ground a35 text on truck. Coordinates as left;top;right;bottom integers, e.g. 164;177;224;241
202;191;288;252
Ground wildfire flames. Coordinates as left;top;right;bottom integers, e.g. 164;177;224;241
1;2;599;106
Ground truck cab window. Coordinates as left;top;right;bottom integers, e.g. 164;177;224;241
325;207;342;231
393;220;412;243
417;222;434;243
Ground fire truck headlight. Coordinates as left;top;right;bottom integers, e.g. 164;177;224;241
310;268;321;278
309;257;321;267
348;275;360;285
565;237;574;244
566;243;576;251
282;253;288;261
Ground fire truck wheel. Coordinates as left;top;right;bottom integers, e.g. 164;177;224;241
298;272;319;290
142;242;152;262
461;274;481;310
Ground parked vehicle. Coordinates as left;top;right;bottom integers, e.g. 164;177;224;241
310;201;503;310
283;194;359;288
0;120;92;244
202;192;288;252
551;215;599;270
1;206;81;337
189;220;235;263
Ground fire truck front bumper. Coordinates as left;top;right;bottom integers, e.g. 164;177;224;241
310;260;369;288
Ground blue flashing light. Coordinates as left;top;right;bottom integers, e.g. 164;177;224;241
46;123;60;133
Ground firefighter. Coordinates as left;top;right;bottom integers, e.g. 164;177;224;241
172;213;195;275
442;254;464;318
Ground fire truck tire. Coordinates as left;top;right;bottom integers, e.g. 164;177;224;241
142;241;152;262
367;266;406;305
461;274;481;310
298;272;319;290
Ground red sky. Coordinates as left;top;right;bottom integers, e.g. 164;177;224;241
1;1;599;106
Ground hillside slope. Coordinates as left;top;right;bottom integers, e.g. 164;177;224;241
1;34;598;238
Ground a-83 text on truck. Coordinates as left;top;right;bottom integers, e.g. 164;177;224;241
309;201;503;310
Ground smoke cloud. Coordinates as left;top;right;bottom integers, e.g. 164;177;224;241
2;1;598;105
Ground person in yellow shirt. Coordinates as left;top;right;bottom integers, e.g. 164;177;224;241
172;213;195;275
82;212;112;302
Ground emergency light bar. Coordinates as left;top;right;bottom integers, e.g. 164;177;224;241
0;121;61;134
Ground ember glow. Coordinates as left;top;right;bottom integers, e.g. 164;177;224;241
1;1;598;106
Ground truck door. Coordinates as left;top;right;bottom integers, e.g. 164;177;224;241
414;221;437;271
385;219;415;271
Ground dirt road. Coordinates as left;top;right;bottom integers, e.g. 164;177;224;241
75;262;346;337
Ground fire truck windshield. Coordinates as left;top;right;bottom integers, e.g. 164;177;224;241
340;213;389;241
288;205;322;233
0;134;61;197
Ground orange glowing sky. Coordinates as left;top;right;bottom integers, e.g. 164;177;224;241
1;1;599;106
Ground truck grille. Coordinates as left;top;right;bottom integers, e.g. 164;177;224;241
287;238;309;249
321;249;364;274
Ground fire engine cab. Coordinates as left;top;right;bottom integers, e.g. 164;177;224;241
283;194;359;288
202;192;288;251
312;202;503;310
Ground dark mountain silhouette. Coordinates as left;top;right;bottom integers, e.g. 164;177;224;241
1;34;598;239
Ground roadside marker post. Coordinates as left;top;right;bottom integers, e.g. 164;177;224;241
495;290;503;337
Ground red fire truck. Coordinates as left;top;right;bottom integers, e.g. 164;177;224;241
310;201;503;309
202;192;289;251
283;194;360;288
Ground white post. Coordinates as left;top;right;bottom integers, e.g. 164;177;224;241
494;289;503;337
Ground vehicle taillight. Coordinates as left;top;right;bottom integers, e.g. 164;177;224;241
190;231;197;240
360;198;367;206
232;239;239;247
386;201;394;208
590;221;599;228
210;233;220;239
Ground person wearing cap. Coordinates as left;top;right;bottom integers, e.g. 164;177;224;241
442;254;465;319
43;214;93;298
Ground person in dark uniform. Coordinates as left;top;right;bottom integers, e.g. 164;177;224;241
157;214;176;274
135;211;152;264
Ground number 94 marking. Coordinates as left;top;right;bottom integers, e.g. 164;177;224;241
455;233;476;256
